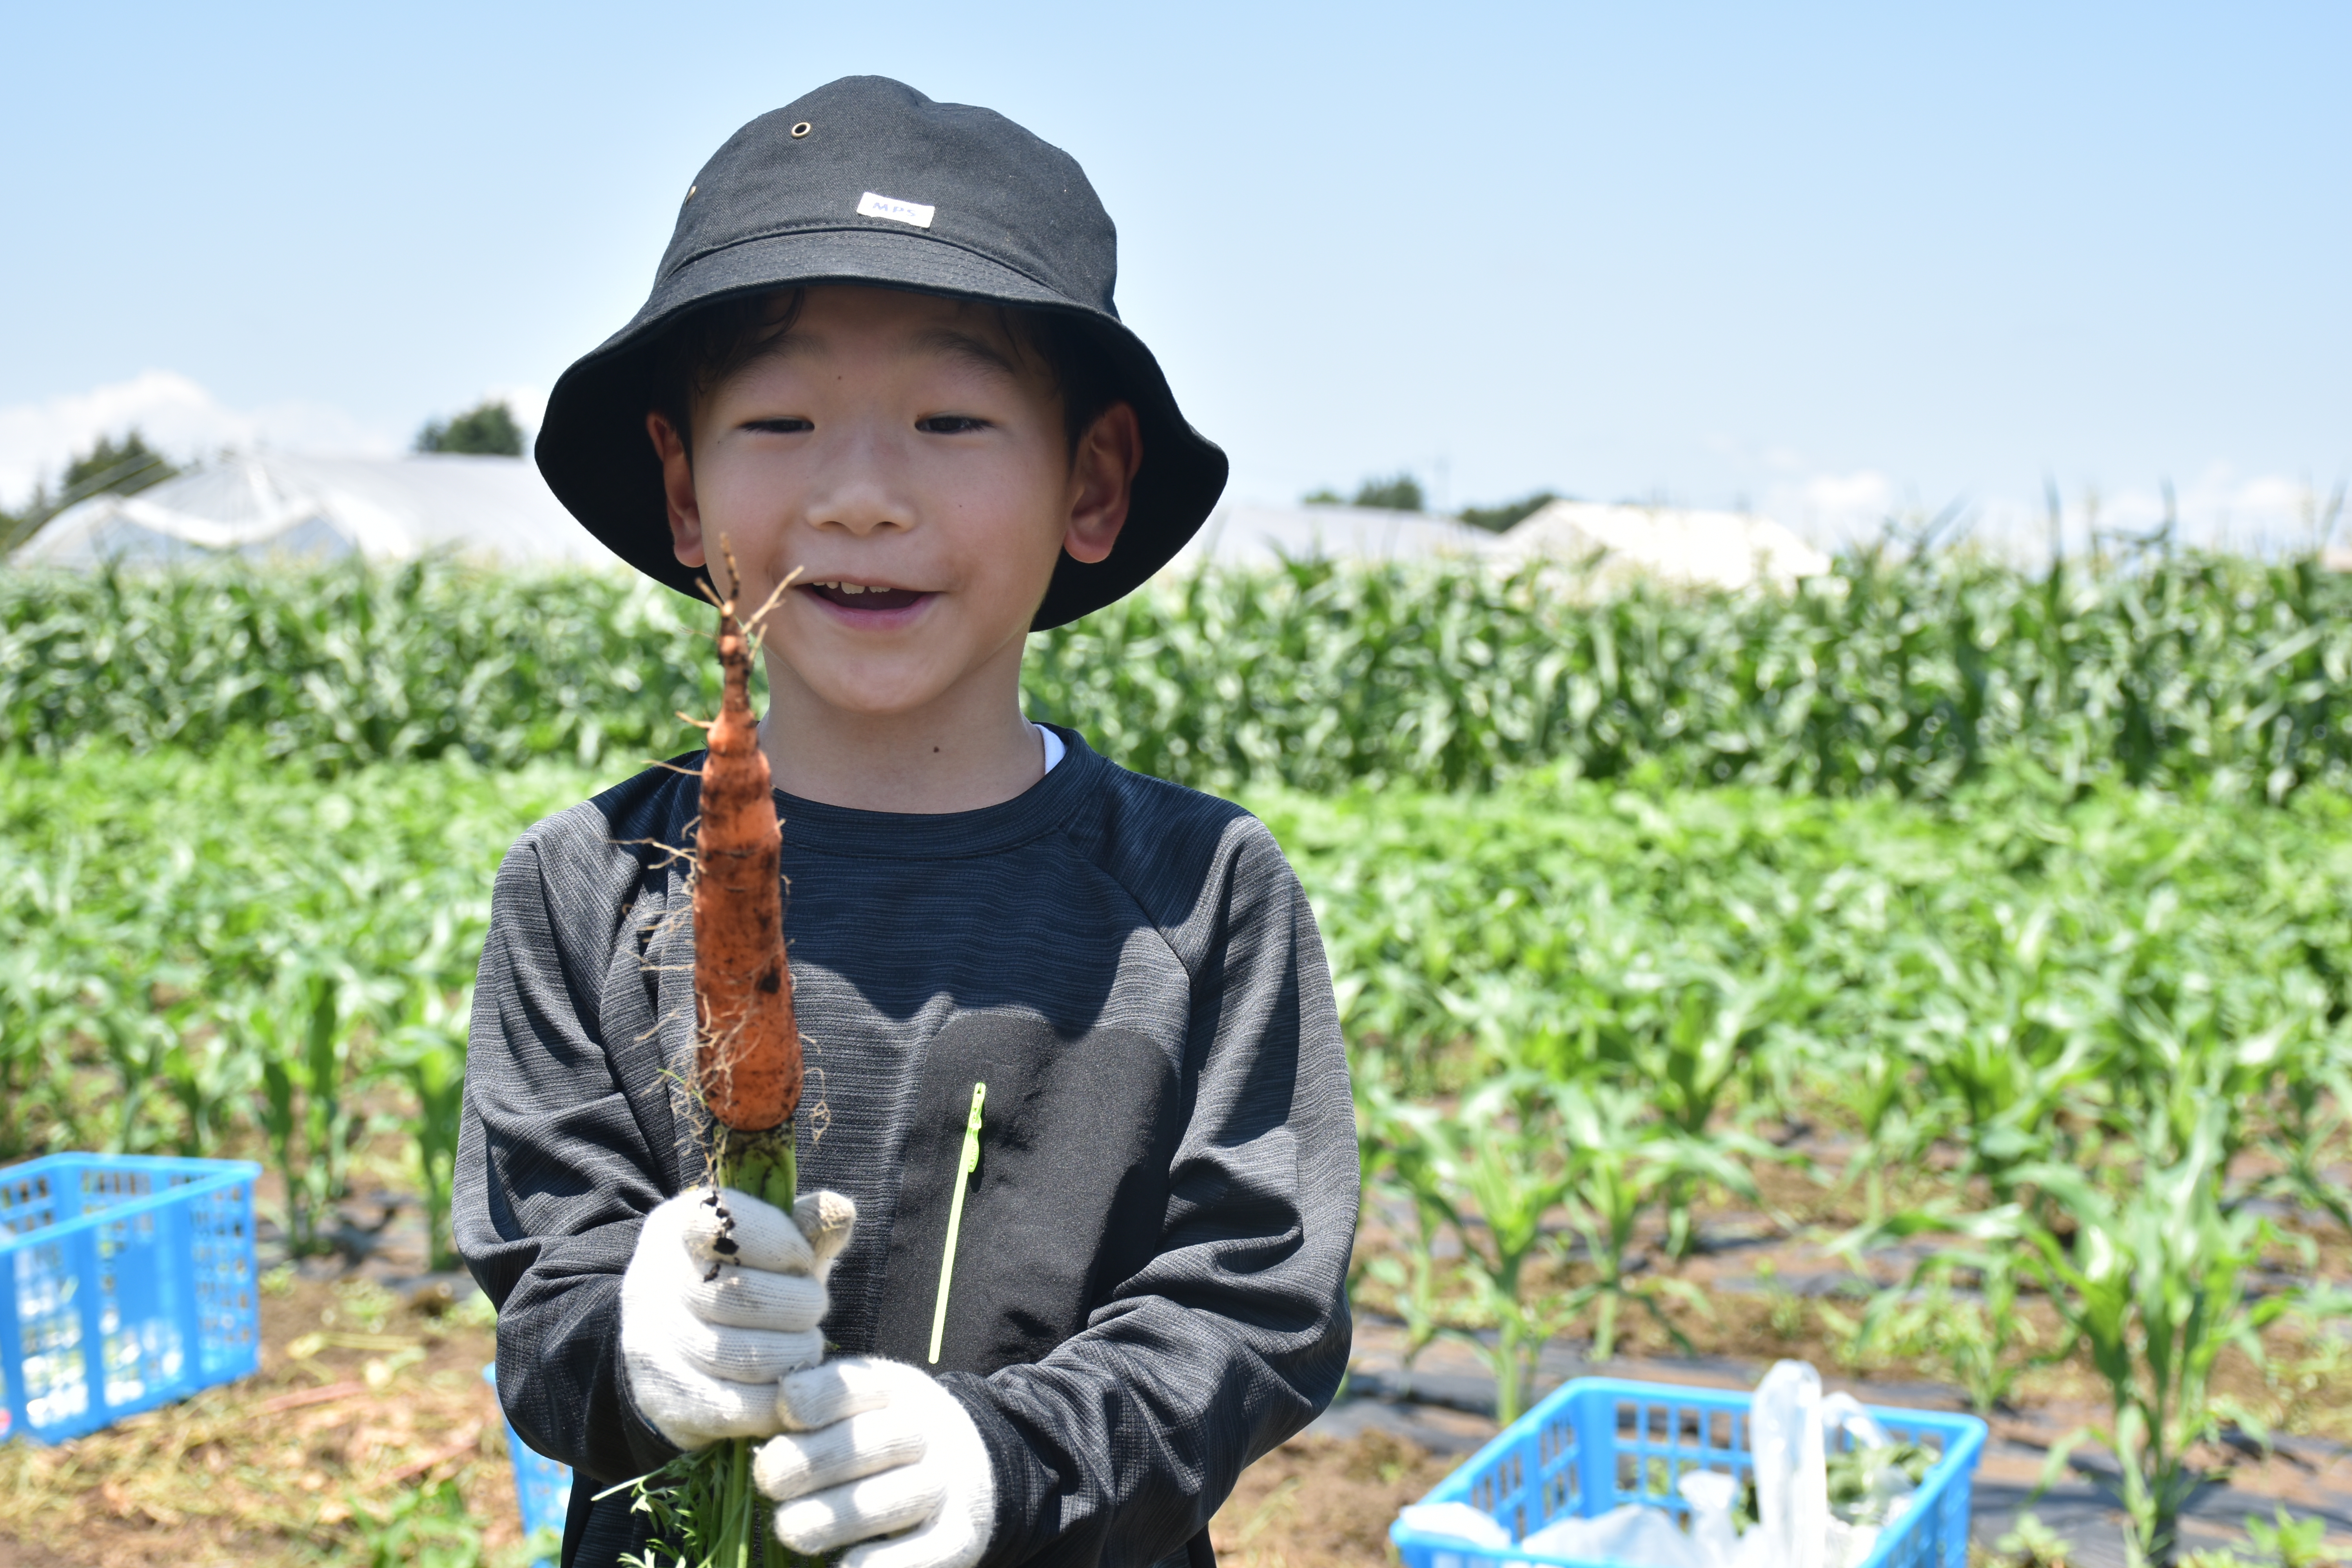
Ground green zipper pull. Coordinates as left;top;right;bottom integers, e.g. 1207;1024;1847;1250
927;1081;987;1365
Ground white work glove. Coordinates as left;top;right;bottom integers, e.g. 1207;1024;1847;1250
620;1185;855;1450
754;1356;996;1568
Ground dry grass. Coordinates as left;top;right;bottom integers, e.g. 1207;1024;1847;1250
0;1273;527;1568
0;1270;1454;1568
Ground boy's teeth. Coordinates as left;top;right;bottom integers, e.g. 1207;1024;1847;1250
842;583;866;595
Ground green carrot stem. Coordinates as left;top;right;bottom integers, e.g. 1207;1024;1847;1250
683;1120;798;1568
715;1123;798;1210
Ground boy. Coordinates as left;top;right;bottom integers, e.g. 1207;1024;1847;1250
455;76;1357;1568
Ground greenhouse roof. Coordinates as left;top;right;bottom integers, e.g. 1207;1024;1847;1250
14;451;612;570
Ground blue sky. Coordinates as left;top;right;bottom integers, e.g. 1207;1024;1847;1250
3;3;2345;552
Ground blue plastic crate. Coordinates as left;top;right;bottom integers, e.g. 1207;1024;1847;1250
0;1153;262;1443
486;1362;574;1566
1392;1377;1987;1568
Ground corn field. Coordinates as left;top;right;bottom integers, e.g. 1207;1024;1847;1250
4;551;2350;1564
9;548;2352;799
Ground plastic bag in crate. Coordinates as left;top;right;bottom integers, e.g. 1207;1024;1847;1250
1391;1372;1985;1568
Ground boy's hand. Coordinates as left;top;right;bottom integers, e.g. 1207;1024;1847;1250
753;1357;995;1568
620;1185;856;1450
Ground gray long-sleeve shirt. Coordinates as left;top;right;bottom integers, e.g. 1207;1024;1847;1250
455;728;1357;1568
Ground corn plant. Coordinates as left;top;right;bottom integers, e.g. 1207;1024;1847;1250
1378;1076;1584;1425
1846;1227;2044;1415
0;951;79;1158
1571;963;1806;1257
1354;1077;1452;1398
384;982;471;1273
1550;1082;1739;1360
1888;906;2111;1209
235;971;362;1257
12;548;2352;800
2016;1107;2312;1568
2257;1051;2352;1236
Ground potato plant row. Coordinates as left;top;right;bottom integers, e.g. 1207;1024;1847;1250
7;548;2352;800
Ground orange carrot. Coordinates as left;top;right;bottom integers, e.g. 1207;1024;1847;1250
667;548;807;1566
693;554;802;1145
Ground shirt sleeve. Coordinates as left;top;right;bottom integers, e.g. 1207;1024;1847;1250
454;831;684;1486
943;819;1359;1568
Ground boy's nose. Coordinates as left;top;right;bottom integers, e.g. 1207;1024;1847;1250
800;425;914;537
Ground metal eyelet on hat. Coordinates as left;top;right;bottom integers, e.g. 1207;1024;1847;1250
684;185;697;201
791;122;812;138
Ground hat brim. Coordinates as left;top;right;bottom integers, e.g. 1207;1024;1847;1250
534;226;1227;630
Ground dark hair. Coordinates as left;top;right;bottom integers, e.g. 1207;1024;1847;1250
651;288;1120;454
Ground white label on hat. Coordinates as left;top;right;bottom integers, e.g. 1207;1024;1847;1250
857;191;935;229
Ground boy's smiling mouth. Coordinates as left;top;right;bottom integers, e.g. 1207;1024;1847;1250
803;580;933;614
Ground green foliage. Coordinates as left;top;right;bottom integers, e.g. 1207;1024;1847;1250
1373;1075;1584;1424
1265;766;2352;1477
386;982;472;1272
1258;766;2352;1132
61;429;178;498
1457;490;1558;533
619;1438;822;1568
0;559;720;773
2243;1508;2334;1568
244;971;361;1257
0;746;597;1246
1995;1513;2079;1568
346;1476;484;1568
1855;1251;2043;1415
3;428;178;552
416;400;524;457
1027;549;2352;800
1303;473;1425;512
2019;1110;2305;1568
10;552;2352;807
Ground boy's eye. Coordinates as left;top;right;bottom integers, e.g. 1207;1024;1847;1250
915;415;990;435
743;417;813;434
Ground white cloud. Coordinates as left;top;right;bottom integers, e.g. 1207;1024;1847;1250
1747;459;2339;564
0;371;398;508
1962;465;2339;564
1753;468;1897;548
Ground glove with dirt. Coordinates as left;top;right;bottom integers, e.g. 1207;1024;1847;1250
619;1185;857;1449
754;1356;996;1568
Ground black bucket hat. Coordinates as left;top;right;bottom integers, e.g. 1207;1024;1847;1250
535;75;1227;630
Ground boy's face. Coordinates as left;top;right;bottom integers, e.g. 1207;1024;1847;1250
649;285;1139;724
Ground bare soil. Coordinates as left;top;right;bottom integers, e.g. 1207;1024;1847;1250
0;1265;1448;1568
0;1270;523;1566
1210;1432;1457;1568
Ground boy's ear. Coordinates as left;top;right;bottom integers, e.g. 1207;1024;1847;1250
1062;401;1142;566
647;411;707;569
